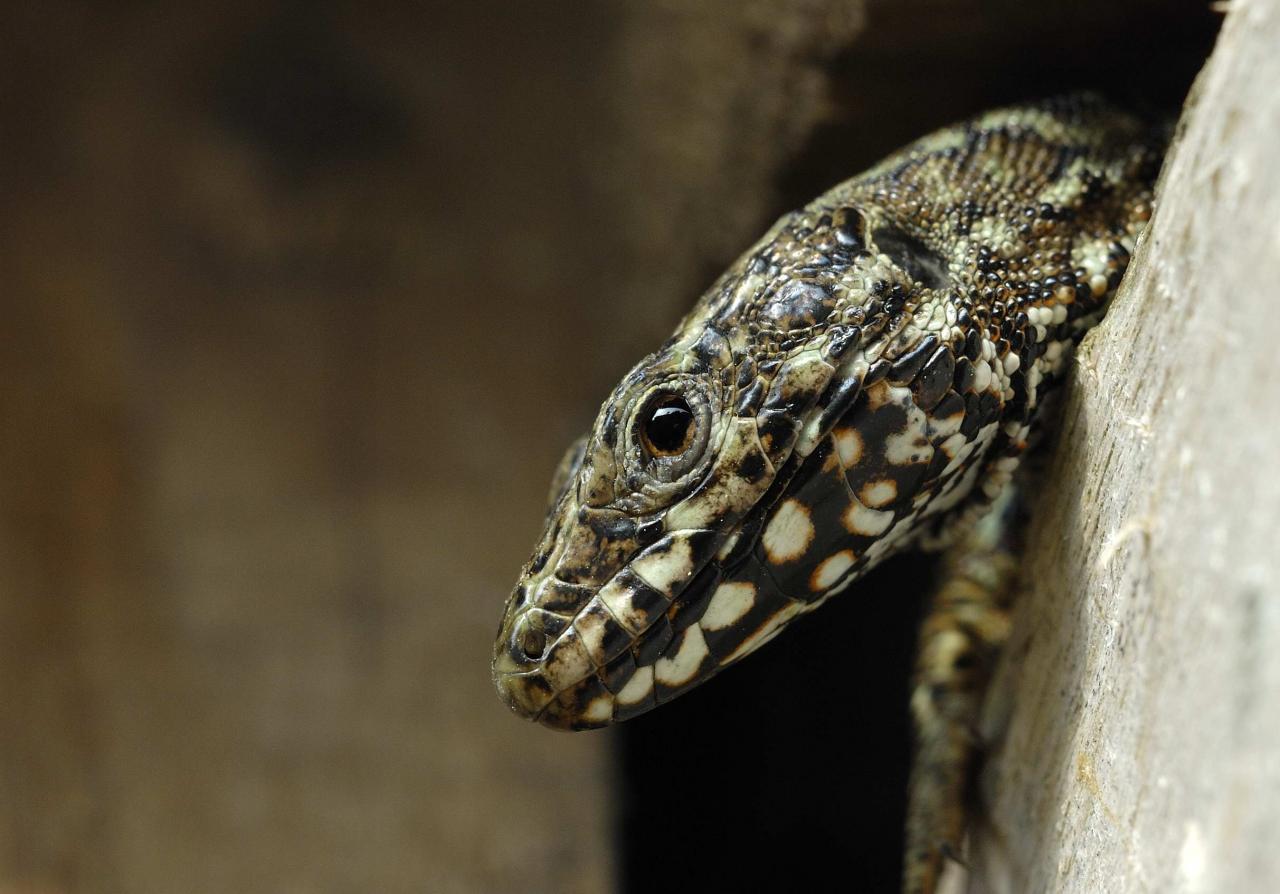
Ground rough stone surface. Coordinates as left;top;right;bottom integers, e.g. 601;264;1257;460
968;2;1280;890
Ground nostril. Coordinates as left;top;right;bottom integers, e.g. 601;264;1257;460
515;621;548;662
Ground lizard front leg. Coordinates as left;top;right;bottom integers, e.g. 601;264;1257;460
904;493;1023;894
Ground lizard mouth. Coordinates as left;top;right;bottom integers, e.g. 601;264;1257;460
491;595;634;731
492;525;729;730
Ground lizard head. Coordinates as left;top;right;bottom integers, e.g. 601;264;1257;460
493;96;1161;731
493;201;983;729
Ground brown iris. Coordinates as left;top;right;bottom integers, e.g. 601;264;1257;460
639;394;696;458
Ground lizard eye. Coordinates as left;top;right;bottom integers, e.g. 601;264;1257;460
640;395;696;457
629;386;711;484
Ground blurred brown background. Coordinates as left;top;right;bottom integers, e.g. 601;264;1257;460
0;2;1218;893
1;4;630;891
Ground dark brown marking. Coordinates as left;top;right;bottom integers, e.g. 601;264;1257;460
871;221;949;289
913;347;956;411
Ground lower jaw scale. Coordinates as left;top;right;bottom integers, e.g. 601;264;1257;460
494;668;557;720
538;681;616;730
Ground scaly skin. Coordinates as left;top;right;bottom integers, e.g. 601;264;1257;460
492;95;1162;892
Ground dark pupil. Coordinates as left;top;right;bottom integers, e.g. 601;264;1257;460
644;398;694;455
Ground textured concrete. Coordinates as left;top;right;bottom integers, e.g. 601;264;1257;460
970;3;1280;890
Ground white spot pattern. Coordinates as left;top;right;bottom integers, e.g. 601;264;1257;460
631;536;694;596
617;666;653;705
700;582;757;631
654;624;710;687
860;479;898;508
844;499;893;536
762;498;814;562
811;550;855;590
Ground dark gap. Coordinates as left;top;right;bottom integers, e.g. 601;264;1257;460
777;0;1221;211
871;222;950;291
618;553;934;893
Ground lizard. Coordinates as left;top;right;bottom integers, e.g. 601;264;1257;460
491;94;1162;893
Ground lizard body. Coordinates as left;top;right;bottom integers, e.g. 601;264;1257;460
492;95;1161;892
